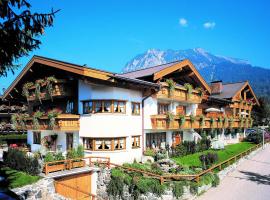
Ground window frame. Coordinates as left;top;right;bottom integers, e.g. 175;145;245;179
82;137;126;151
132;135;140;148
82;99;126;114
131;102;140;115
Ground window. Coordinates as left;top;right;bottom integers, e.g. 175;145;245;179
132;136;140;148
81;137;126;151
158;103;169;114
66;100;74;114
82;100;126;114
83;138;93;150
83;101;93;114
132;102;140;115
33;132;41;144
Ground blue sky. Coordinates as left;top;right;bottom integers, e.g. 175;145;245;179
1;0;270;89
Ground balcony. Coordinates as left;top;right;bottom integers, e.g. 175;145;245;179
150;115;250;130
21;114;80;131
156;82;202;104
27;79;72;102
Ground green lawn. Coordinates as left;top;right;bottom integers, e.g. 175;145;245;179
0;167;41;188
172;142;256;167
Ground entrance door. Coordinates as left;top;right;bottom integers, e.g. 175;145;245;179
66;133;73;150
172;132;182;147
55;173;92;200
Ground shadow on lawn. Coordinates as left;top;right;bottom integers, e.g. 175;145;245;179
239;170;270;185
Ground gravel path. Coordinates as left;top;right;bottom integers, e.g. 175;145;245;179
196;144;270;200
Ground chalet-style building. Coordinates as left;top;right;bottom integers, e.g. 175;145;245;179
2;56;259;163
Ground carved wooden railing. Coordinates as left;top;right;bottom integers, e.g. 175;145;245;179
150;115;250;130
156;82;203;103
24;114;80;131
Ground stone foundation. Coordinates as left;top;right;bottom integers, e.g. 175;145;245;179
96;145;265;200
12;178;66;200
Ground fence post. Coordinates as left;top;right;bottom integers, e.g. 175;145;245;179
160;177;164;185
219;164;222;170
195;176;200;183
45;163;48;175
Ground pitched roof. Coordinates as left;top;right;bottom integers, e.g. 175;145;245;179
210;82;247;99
119;61;180;79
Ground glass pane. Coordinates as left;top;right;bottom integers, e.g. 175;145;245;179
114;101;118;112
95;139;102;150
104;139;111;150
104;101;112;112
119;102;125;113
95;101;102;113
119;138;124;149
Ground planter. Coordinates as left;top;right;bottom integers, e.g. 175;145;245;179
70;160;86;169
44;163;66;174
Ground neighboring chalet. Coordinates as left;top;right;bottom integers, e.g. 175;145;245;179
2;56;259;163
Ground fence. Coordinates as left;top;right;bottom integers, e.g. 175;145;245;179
45;143;263;184
89;143;262;184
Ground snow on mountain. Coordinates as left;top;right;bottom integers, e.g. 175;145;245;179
122;48;270;97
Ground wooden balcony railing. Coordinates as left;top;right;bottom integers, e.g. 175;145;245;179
151;115;251;130
28;80;72;101
156;83;203;103
24;114;80;131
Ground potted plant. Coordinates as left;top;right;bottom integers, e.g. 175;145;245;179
166;112;174;128
67;145;86;169
165;79;176;97
34;79;44;103
178;114;186;128
210;117;215;131
195;87;204;97
43;152;66;174
190;114;196;128
218;116;223;127
32;110;44;129
18;113;29;129
184;83;193;99
11;114;19;129
45;76;57;101
199;115;205;128
223;116;228;127
22;82;34;103
229;117;234;128
48;109;61;129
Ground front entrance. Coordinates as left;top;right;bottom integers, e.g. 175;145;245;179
54;173;92;200
66;132;73;150
146;132;166;149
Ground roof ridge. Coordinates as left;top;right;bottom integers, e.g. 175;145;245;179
120;60;181;74
223;80;247;85
34;55;115;74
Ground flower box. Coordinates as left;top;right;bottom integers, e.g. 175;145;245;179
70;160;86;169
45;162;66;174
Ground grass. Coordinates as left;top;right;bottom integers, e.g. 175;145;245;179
0;167;41;188
172;142;256;167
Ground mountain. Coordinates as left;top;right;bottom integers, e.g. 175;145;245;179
123;48;270;97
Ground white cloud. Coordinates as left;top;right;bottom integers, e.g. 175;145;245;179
179;18;188;27
203;22;216;29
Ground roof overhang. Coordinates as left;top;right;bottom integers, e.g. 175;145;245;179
153;59;211;94
233;81;260;106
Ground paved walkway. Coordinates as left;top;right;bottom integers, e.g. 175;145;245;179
197;144;270;200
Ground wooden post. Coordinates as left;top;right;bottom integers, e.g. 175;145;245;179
160;177;164;185
89;157;92;166
219;164;222;170
107;158;110;168
195;176;200;183
45;163;48;175
68;159;72;170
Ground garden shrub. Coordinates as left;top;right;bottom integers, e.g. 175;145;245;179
183;141;196;154
212;174;220;187
189;181;198;195
44;152;55;162
144;148;156;157
172;181;185;199
172;144;187;157
199;153;218;170
3;148;40;175
155;150;167;161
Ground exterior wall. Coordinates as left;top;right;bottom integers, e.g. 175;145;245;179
78;80;143;163
83;136;142;164
27;130;79;154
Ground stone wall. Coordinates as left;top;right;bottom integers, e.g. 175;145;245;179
96;145;265;200
12;178;66;200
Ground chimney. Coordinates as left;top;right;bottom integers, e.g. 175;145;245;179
210;80;223;94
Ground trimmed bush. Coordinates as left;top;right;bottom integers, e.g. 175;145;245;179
3;148;40;175
199;153;218;170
